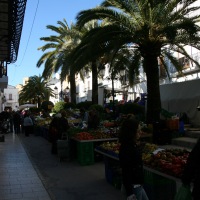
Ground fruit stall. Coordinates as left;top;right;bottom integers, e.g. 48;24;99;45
94;142;190;200
69;124;153;166
71;131;118;166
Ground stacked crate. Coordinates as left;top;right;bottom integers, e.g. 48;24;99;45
143;169;176;200
77;141;94;165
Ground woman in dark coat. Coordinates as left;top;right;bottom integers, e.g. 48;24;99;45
119;116;149;200
49;116;61;154
182;138;200;200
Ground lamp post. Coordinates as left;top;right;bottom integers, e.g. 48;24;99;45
105;69;125;115
60;81;63;101
105;69;118;114
65;86;70;102
54;86;58;103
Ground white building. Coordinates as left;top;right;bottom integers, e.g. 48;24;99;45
3;85;19;111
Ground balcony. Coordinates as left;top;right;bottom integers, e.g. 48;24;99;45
0;76;8;89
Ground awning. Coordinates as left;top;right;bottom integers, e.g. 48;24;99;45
104;87;124;93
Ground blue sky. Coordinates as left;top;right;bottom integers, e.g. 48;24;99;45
8;0;103;86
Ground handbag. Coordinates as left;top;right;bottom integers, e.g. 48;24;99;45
174;184;192;200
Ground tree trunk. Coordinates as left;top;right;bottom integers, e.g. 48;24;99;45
70;71;76;104
91;61;98;104
37;96;41;108
144;55;161;124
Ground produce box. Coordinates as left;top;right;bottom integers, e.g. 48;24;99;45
104;157;122;190
166;119;179;130
143;169;176;200
57;139;70;161
77;141;94;166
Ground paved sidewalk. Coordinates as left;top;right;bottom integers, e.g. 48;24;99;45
1;133;125;200
0;133;51;200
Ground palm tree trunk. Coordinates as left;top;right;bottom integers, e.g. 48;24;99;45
37;96;41;108
145;55;161;124
91;61;98;104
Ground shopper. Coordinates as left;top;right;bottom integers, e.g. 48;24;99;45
181;138;200;200
49;116;60;154
87;109;100;129
79;107;88;123
23;113;33;137
49;110;70;154
13;111;21;134
58;110;70;138
119;116;149;200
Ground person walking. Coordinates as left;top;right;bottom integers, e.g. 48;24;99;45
119;116;149;200
13;111;21;134
49;116;60;154
49;110;70;154
87;109;100;129
181;138;200;200
23;113;33;137
58;110;70;139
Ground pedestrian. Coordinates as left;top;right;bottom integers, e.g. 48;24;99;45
13;111;21;134
23;113;33;137
119;116;149;200
58;110;70;138
87;109;100;129
49;110;70;154
181;138;200;200
8;108;14;133
49;116;60;154
79;107;88;123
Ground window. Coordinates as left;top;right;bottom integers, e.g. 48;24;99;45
9;94;12;100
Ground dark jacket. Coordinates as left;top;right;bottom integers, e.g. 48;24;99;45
58;117;70;137
119;141;144;196
182;138;200;199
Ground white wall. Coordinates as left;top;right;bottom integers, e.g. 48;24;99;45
4;85;19;111
160;79;200;126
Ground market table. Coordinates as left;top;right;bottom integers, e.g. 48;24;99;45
71;137;118;166
95;148;181;200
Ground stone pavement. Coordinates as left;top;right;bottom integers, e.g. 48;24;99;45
1;133;125;200
0;133;51;200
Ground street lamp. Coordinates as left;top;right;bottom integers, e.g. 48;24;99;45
105;69;119;114
105;69;126;114
65;86;70;102
59;86;70;102
54;86;58;99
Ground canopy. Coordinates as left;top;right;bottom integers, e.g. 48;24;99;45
19;104;37;110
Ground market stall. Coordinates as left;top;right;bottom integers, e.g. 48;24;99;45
94;142;189;200
71;137;118;166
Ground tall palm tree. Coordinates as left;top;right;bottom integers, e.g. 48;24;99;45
75;0;200;123
37;19;78;103
19;75;54;108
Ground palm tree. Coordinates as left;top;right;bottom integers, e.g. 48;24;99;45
19;75;54;108
37;19;78;103
75;0;200;123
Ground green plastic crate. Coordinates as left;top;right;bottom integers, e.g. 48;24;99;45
104;157;122;190
144;169;174;185
77;142;94;165
143;169;176;200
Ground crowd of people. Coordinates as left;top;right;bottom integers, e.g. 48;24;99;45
0;108;36;136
